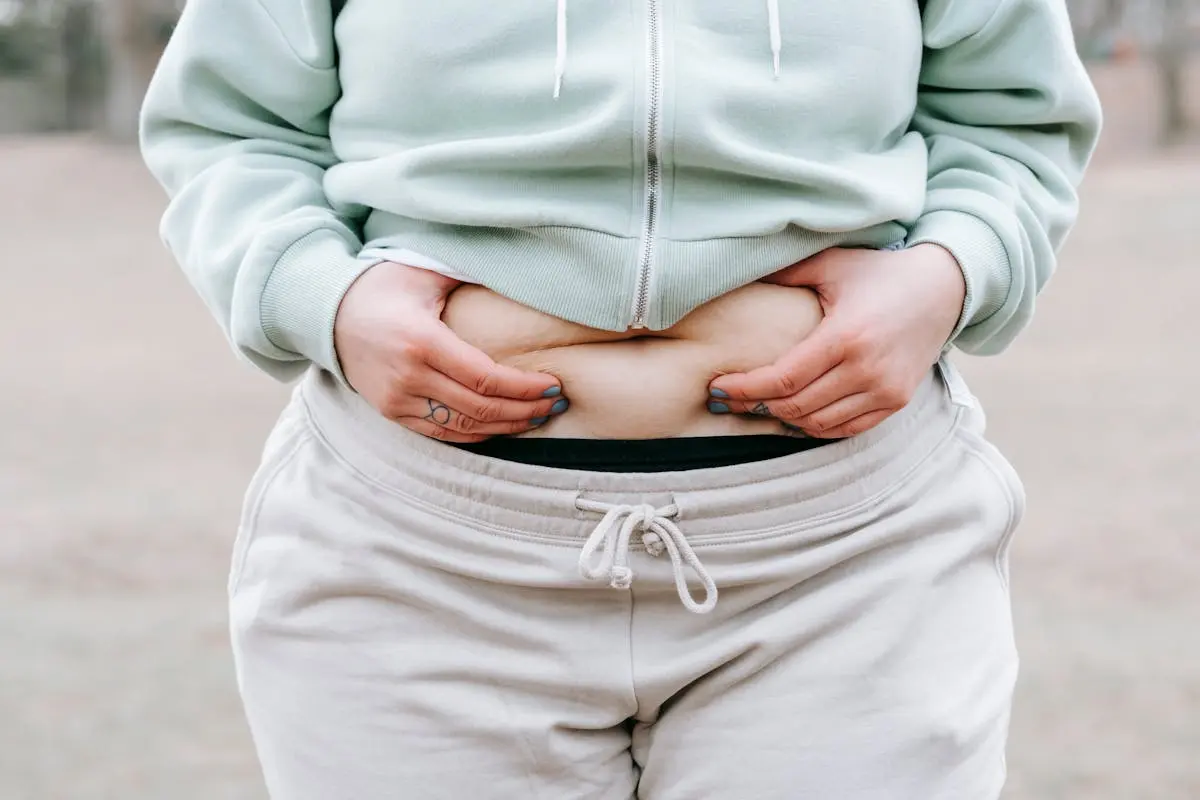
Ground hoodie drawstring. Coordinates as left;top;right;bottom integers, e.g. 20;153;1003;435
552;0;781;98
766;0;781;78
554;0;568;98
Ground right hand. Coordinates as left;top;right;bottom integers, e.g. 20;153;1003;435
333;261;568;442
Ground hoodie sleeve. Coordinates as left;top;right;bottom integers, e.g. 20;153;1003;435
140;0;369;383
907;0;1103;355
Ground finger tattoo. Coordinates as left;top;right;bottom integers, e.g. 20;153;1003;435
750;402;772;417
422;399;453;426
780;421;811;438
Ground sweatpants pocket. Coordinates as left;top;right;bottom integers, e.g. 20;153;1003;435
935;359;1027;590
229;393;313;597
953;417;1027;591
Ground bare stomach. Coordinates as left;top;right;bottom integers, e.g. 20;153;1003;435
441;282;824;439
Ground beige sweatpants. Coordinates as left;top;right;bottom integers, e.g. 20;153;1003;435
230;360;1025;800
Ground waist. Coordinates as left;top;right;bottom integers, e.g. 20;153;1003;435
362;220;908;332
442;282;824;440
297;365;958;526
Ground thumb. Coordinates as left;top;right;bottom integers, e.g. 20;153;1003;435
710;315;844;401
760;256;825;288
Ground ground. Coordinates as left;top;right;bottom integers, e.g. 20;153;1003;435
1;60;1197;798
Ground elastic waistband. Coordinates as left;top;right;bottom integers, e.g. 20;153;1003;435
298;363;970;540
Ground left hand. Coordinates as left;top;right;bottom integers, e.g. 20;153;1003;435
708;244;966;438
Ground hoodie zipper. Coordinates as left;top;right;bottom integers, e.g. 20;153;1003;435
631;0;663;329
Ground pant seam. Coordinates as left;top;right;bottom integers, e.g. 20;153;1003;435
229;427;314;597
952;430;1022;592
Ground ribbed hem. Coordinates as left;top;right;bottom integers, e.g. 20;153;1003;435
359;217;906;333
906;210;1011;343
260;230;375;387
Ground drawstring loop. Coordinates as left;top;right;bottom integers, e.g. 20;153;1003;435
575;499;719;614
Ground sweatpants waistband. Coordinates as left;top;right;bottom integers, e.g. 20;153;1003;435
297;362;973;539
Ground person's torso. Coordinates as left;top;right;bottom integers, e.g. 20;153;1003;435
327;0;926;332
442;281;825;439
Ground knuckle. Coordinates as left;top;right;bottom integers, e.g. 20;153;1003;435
824;335;849;363
473;400;503;424
425;423;449;441
840;329;871;360
775;398;804;420
776;372;799;396
877;381;909;408
390;362;420;392
401;334;431;363
847;360;875;386
379;390;408;419
454;414;478;434
473;371;500;397
845;419;872;437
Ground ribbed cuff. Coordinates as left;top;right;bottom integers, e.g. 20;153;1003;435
906;210;1011;344
259;230;374;387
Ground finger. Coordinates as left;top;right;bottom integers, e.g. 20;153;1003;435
813;409;894;440
708;323;844;402
794;392;878;434
398;396;556;438
424;324;561;400
759;247;848;287
712;365;857;421
419;371;569;425
395;415;493;444
759;258;822;287
779;367;863;421
706;397;781;418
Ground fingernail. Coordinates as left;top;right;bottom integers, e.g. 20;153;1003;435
707;401;730;414
542;386;562;398
530;416;550;426
709;388;729;399
550;398;569;414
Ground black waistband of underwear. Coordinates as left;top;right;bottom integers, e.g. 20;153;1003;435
452;434;839;473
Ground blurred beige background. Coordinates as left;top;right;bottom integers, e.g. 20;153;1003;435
2;2;1199;798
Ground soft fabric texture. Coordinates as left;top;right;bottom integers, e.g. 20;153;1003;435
141;0;1101;384
230;360;1023;798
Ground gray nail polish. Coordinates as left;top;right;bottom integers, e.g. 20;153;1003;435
542;386;562;398
708;401;730;414
530;416;550;426
709;388;729;399
551;398;569;414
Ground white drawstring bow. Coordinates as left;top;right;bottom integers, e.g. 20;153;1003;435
576;500;719;614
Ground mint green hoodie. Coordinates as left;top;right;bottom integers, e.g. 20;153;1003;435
140;0;1101;384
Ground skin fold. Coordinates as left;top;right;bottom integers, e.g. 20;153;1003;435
442;283;824;439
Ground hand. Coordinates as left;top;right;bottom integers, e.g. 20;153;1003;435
707;244;965;438
334;262;568;442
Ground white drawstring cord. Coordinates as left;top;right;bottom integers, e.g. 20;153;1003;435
766;0;781;78
576;500;719;615
554;0;568;98
553;0;781;97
